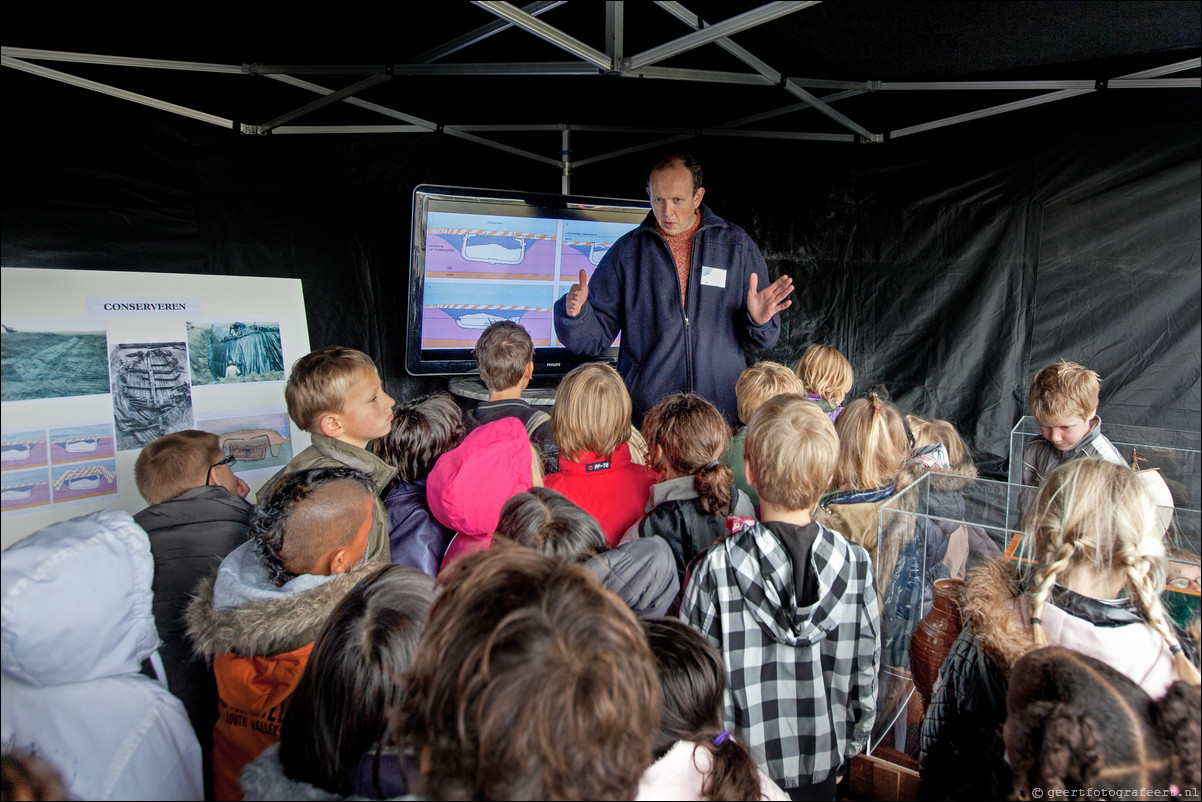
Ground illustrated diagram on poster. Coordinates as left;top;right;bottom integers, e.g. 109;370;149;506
426;212;557;280
51;459;118;503
2;429;48;471
197;409;294;477
422;281;555;348
2;423;119;513
560;220;637;278
49;423;116;464
1;320;110;402
109;341;194;451
187;321;285;386
2;467;50;513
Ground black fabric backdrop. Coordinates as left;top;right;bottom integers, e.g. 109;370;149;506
3;88;1198;477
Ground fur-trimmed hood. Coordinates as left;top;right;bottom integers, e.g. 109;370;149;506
895;455;978;496
186;543;383;659
961;558;1032;673
962;559;1187;696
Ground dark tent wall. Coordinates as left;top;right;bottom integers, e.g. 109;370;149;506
2;82;1198;474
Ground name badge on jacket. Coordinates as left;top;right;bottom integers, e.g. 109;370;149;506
700;266;727;288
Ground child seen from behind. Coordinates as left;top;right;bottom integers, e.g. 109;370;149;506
728;361;804;507
546;362;659;547
681;394;880;799
371;393;465;575
633;392;756;588
794;344;853;422
638;619;788;801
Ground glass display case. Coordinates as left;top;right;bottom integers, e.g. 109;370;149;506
859;470;1201;782
1008;416;1201;511
866;473;1020;768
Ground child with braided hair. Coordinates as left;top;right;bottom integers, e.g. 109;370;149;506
627;393;756;591
919;458;1200;800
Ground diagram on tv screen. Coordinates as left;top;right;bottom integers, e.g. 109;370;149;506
426;213;558;280
560;220;638;276
422;281;555;348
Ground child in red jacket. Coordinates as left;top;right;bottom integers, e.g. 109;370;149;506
546;363;658;547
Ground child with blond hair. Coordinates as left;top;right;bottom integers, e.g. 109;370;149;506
794;344;854;422
920;458;1200;799
728;361;804;506
681;394;879;798
546;363;659;547
1022;359;1124;486
264;346;397;563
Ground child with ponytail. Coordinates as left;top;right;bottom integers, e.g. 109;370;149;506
919;458;1201;800
638;619;787;801
629;393;756;587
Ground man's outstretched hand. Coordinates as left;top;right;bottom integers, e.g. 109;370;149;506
747;272;794;325
565;269;589;318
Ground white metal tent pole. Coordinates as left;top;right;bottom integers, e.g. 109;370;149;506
0;47;240;74
472;1;613;70
251;74;393;134
625;2;819;71
890;58;1202;139
562;126;572;193
606;2;625;66
654;1;881;142
0;54;234;129
408;0;566;64
262;73;562;167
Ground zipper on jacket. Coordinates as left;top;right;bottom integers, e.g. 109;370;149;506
652;213;718;395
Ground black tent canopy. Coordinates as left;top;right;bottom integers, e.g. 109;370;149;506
3;1;1200;471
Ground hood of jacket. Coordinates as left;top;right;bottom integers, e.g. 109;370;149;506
133;483;254;534
186;541;382;659
1;510;159;686
427;417;533;537
817;452;978;553
729;521;866;647
585;536;679;618
644;475;756;515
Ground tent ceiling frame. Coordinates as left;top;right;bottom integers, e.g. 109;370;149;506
4;2;1199;189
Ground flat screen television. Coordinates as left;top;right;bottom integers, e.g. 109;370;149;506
406;184;651;377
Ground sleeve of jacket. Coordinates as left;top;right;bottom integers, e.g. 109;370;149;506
735;235;782;350
553;248;624;357
388;504;447;577
918;624;1009;800
678;552;722;650
848;548;881;759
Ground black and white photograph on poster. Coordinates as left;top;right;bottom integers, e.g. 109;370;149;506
0;320;110;402
187;321;285;386
109;341;194;451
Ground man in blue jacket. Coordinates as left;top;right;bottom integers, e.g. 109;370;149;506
553;152;794;425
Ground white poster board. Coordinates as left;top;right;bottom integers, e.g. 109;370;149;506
1;267;312;548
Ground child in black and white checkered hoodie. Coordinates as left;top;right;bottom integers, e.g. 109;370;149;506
680;394;881;800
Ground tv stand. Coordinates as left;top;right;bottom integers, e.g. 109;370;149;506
448;376;558;408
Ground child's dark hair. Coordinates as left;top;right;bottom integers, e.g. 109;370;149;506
251;466;375;586
642;393;734;515
396;548;660;800
371;393;466;490
1005;646;1201;796
496;487;608;562
473;320;534;392
279;564;439;797
643;619;765;801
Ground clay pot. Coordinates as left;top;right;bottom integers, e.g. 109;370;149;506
910;577;966;709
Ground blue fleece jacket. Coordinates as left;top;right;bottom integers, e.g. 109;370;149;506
553;205;780;425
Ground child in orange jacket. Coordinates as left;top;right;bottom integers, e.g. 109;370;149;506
186;467;384;801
